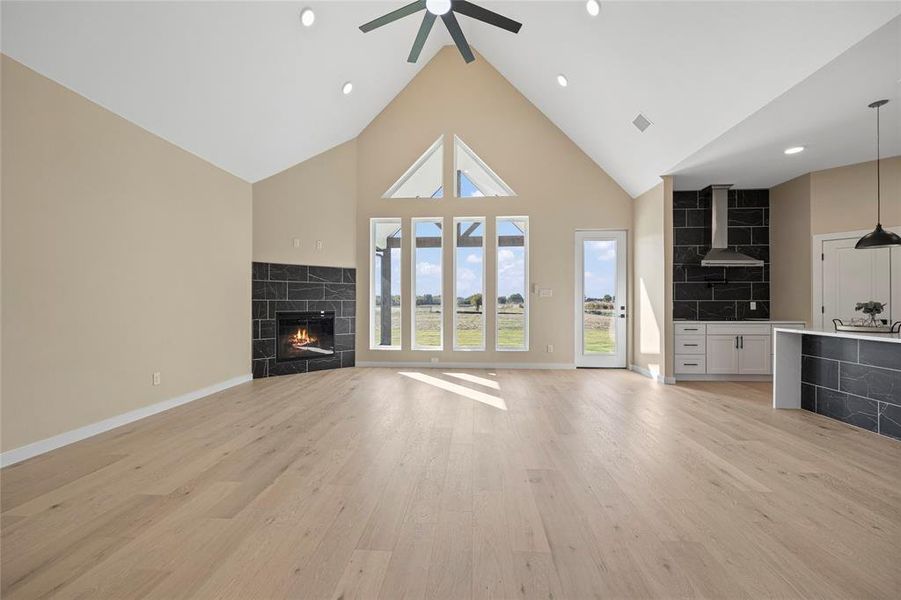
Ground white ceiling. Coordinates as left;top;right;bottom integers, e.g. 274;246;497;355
669;15;901;190
3;1;900;196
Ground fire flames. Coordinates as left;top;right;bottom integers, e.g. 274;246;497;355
289;327;316;349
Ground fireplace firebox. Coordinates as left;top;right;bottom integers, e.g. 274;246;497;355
276;311;335;362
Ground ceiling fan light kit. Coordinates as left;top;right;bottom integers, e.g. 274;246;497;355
855;99;901;249
359;0;522;64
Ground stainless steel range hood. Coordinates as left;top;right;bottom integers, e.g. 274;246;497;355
700;185;764;267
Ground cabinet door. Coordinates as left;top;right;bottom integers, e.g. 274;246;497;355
822;238;890;328
706;335;740;374
739;335;771;374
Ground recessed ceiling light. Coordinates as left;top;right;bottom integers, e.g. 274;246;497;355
784;146;805;155
300;8;315;27
342;81;354;95
586;0;601;17
557;74;568;87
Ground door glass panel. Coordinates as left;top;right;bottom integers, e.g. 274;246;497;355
582;239;617;354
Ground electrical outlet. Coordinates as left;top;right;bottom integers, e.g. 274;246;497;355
152;372;161;386
750;301;757;310
430;357;439;364
546;344;554;353
293;238;301;248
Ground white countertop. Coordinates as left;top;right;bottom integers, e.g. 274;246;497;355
773;327;901;344
675;320;806;324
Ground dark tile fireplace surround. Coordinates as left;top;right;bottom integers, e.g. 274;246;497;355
252;262;355;378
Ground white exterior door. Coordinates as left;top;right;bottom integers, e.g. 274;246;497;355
575;230;627;368
738;335;771;375
706;335;739;374
822;238;891;328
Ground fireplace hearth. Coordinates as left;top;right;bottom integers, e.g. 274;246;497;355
277;311;334;362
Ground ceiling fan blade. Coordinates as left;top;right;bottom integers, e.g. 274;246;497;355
360;0;426;33
408;12;437;63
441;11;475;63
452;1;522;34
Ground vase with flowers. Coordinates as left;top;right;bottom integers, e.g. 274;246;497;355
854;301;886;326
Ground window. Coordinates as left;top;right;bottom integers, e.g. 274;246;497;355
454;135;515;198
383;136;443;198
497;217;528;351
453;218;486;350
413;218;443;350
371;219;402;349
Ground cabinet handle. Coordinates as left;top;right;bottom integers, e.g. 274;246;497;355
684;363;698;366
740;335;744;349
684;343;698;347
735;336;739;349
685;328;698;331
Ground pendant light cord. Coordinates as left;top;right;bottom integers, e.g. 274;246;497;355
876;103;881;225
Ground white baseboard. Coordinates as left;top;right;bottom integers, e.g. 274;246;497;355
356;361;576;370
628;364;674;384
0;374;252;468
674;374;772;382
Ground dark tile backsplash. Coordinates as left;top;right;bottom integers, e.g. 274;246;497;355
801;334;901;441
252;262;356;378
672;188;770;320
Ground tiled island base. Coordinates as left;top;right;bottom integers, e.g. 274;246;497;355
799;334;901;440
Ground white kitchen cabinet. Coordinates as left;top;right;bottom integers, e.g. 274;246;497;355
675;321;804;378
738;335;771;374
705;335;740;374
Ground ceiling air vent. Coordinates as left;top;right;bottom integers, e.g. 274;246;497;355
632;113;652;133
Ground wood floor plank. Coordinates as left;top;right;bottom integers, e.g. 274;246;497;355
2;367;899;599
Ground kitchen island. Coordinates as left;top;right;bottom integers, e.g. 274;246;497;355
773;327;901;440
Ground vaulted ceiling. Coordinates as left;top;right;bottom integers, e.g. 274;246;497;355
3;1;899;197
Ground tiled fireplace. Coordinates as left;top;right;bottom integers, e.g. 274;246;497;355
252;262;355;378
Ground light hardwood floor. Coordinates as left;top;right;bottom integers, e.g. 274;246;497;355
2;368;900;599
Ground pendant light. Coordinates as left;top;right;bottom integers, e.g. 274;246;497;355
856;99;901;249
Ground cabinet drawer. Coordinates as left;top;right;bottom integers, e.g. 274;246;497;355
675;322;706;335
675;335;706;354
707;323;771;336
675;356;706;374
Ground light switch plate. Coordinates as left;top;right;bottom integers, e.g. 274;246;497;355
539;288;553;298
293;238;301;248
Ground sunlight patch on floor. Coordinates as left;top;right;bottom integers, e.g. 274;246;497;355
442;372;501;390
398;371;507;410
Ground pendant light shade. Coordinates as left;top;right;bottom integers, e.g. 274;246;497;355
856;99;901;249
855;223;901;249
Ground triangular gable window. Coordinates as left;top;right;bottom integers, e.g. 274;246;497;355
454;135;515;198
383;136;443;198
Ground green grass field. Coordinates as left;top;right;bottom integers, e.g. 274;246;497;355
372;304;614;353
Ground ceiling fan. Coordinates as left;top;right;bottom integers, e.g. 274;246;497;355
359;0;522;64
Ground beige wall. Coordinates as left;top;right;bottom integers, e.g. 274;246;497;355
632;182;666;377
770;173;812;323
1;56;252;452
662;176;675;380
810;156;901;235
252;140;356;267
355;47;632;365
769;156;900;323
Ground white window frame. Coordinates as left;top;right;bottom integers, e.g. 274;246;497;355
383;136;444;199
370;217;402;350
411;217;444;351
453;216;487;351
453;135;515;198
496;216;529;352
